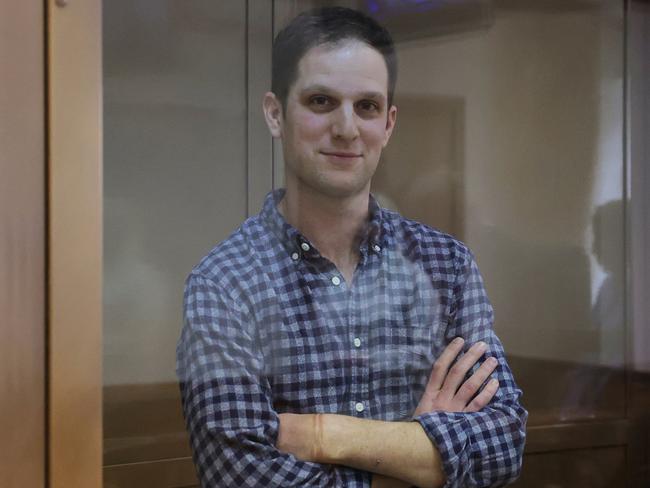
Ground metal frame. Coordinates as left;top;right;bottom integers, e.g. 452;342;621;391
627;1;650;375
247;0;274;215
626;1;650;485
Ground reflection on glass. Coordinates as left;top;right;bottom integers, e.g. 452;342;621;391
369;0;626;425
102;1;247;485
275;1;628;485
103;0;629;486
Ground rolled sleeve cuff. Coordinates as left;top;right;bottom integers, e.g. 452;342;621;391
413;411;471;488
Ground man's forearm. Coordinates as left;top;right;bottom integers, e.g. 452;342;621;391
319;414;446;488
276;341;502;487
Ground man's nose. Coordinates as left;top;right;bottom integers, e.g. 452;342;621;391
331;104;360;141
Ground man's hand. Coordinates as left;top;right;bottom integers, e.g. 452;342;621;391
414;338;499;417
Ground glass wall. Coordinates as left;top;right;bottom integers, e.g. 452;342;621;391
372;0;627;425
276;0;626;423
102;1;249;485
102;1;645;486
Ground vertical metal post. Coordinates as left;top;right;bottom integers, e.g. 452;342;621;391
247;0;274;216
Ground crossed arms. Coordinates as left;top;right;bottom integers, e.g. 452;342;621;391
277;338;500;487
177;266;527;487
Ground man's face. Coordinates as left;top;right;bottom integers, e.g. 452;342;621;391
271;41;397;199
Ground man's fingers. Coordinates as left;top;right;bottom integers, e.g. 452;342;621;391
455;356;498;405
464;378;499;412
415;339;499;417
424;337;465;393
439;341;488;395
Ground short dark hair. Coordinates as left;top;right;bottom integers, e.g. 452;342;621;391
272;7;398;110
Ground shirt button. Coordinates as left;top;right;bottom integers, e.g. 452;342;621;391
353;337;361;348
331;276;341;286
355;402;365;413
373;244;381;253
300;242;310;252
291;252;299;261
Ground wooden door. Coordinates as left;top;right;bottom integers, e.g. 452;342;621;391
0;2;46;486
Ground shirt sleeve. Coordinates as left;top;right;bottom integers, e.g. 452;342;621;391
176;271;346;487
413;250;528;488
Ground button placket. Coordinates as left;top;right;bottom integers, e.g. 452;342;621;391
361;258;373;414
350;277;370;417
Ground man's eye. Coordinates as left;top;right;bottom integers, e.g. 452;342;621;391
357;100;379;112
309;95;331;107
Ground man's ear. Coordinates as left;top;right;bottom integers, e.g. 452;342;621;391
382;104;397;148
263;92;283;138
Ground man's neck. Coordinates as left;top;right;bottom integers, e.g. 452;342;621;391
279;184;370;284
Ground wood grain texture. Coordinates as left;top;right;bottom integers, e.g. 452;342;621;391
0;1;46;487
48;0;103;486
104;457;198;488
513;447;626;488
103;382;191;466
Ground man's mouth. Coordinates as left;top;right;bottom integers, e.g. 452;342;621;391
321;151;362;158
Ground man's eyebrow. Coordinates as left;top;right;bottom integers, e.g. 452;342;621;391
300;84;335;94
300;85;386;102
359;91;386;101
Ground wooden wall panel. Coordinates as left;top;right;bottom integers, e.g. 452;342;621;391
104;457;198;488
103;383;190;466
48;0;103;487
514;447;627;488
0;1;46;487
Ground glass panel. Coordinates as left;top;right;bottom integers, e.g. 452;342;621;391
273;0;625;426
101;0;634;486
381;0;625;425
102;0;247;483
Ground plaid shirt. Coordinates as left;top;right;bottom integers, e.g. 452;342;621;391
177;189;527;487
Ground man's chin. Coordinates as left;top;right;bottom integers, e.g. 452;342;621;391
306;178;372;200
285;168;374;200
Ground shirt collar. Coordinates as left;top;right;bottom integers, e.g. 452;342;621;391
260;188;387;259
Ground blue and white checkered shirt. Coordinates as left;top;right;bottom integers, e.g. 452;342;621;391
177;189;527;487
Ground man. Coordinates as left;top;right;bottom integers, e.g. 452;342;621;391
177;7;526;488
